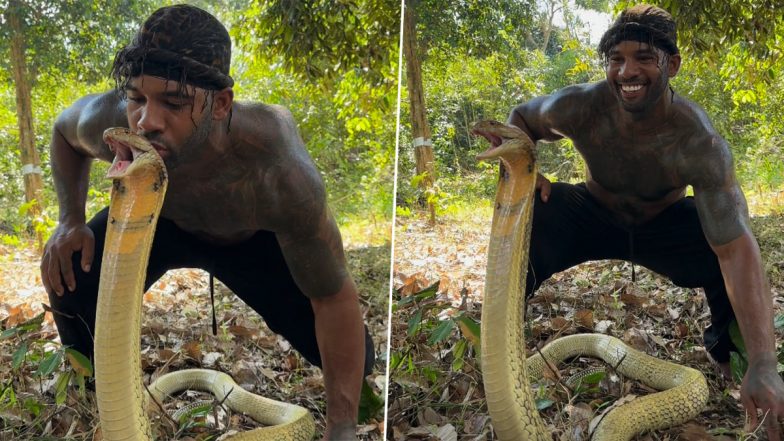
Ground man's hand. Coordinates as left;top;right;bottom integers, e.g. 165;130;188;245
741;353;784;440
41;223;94;296
536;172;551;202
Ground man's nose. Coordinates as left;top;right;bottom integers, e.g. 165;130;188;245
136;104;165;133
619;59;640;79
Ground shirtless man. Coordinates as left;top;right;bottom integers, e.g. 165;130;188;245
40;5;372;440
496;5;783;437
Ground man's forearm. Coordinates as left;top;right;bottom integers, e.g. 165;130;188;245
714;232;776;362
311;279;364;439
50;125;91;223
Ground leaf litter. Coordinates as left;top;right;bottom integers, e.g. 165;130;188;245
390;208;784;440
0;241;390;440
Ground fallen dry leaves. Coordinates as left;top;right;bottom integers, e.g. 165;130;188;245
389;209;784;441
0;241;390;440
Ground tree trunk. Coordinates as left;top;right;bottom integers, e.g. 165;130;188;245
8;0;45;249
540;0;560;53
403;1;436;225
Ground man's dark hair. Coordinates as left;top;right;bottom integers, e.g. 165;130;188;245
598;4;679;62
111;4;234;96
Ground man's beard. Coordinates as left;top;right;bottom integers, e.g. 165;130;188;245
165;111;213;170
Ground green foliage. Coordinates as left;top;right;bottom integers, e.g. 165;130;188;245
617;0;783;60
728;315;784;383
1;0;396;241
234;0;399;83
358;378;384;423
392;281;479;383
401;0;784;219
0;312;93;424
412;0;537;58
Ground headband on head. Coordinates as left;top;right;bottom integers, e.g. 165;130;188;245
112;5;234;91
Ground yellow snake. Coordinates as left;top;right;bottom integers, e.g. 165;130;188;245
472;120;709;440
94;127;315;441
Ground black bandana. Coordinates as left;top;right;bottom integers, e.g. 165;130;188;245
111;4;234;92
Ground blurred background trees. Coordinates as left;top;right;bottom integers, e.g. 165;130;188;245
398;0;784;219
0;0;399;246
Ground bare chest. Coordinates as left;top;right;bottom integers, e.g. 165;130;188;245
571;125;686;200
160;168;281;243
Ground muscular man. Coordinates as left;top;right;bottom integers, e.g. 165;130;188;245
41;5;373;440
499;5;783;437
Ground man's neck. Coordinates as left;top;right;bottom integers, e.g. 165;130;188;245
617;87;675;132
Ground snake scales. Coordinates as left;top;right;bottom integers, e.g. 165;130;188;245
94;128;315;441
471;120;709;440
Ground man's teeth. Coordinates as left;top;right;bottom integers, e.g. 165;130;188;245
621;84;643;92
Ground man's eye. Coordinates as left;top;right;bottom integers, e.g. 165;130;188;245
127;95;143;103
165;101;185;109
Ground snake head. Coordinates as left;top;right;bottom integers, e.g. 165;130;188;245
103;128;166;179
470;120;535;162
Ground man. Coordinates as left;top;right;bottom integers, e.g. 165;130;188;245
495;5;783;438
40;5;373;440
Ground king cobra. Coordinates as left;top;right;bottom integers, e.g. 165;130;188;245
471;120;709;440
95;128;315;441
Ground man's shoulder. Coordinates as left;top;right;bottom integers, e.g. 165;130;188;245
671;94;725;153
57;91;127;158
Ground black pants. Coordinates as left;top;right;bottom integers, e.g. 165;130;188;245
48;207;376;376
525;182;737;362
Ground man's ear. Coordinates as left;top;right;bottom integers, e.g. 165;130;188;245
668;53;681;78
212;88;234;120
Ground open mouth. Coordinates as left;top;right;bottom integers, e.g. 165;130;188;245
103;129;157;178
471;128;505;160
619;83;646;99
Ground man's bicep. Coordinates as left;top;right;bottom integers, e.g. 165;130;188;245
276;215;350;299
694;183;750;247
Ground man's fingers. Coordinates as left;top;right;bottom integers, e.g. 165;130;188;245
536;174;551;202
81;234;94;273
40;253;52;296
765;413;781;441
47;255;65;296
742;395;759;430
58;252;75;293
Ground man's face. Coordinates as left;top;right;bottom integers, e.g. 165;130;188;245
124;75;212;169
605;41;679;114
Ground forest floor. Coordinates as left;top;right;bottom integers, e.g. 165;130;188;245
389;191;784;441
0;225;391;441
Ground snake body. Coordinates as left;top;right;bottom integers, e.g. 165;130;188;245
94;127;315;441
472;120;709;441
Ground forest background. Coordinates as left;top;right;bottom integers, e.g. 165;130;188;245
0;0;398;439
392;0;784;439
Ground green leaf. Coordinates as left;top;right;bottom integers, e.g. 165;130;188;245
427;319;455;345
728;319;747;355
0;327;19;340
11;342;28;370
451;339;467;372
535;398;555;410
17;312;46;333
358;378;384;423
407;308;424;337
65;348;93;377
729;351;748;385
774;314;784;329
54;371;71;405
577;370;606;385
35;350;64;378
456;315;481;356
414;281;440;301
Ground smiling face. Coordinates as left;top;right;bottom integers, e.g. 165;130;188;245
605;41;681;114
124;75;231;170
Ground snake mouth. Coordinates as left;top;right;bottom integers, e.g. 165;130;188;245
103;129;159;178
471;128;504;161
